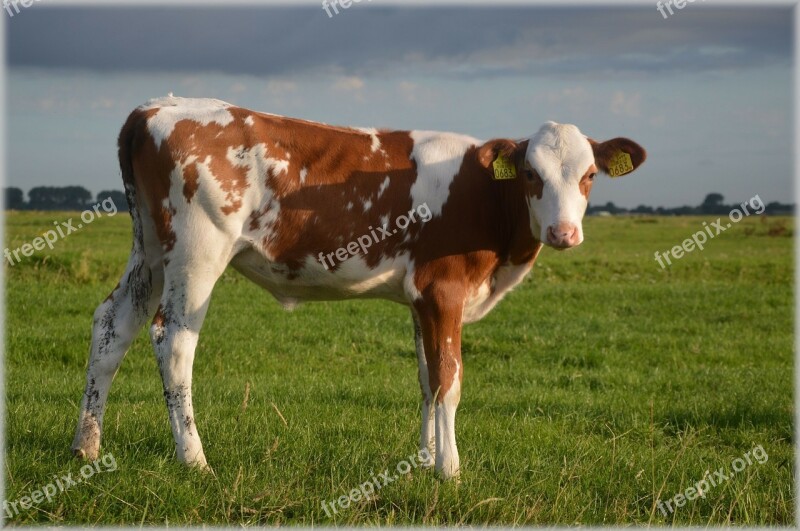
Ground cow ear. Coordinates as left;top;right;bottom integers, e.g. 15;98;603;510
590;137;647;177
477;139;527;176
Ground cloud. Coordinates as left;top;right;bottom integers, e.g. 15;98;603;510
90;97;117;110
397;81;418;103
610;91;642;118
333;76;365;91
229;82;247;94
264;79;298;95
7;6;792;80
543;87;591;112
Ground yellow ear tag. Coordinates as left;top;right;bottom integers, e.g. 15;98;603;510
607;151;634;178
492;155;517;180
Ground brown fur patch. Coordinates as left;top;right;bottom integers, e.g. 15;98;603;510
240;114;419;271
406;143;540;401
182;163;200;203
528;170;544;200
579;165;597;199
119;108;179;253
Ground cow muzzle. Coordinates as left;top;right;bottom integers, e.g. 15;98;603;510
546;222;581;250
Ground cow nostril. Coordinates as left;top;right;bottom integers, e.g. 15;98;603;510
547;224;578;246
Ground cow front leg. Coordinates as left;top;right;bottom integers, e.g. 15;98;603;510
412;312;435;467
414;293;464;480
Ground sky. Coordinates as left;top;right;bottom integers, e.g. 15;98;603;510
4;2;795;208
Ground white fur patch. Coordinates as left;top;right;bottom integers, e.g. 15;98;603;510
409;130;479;217
231;253;412;305
377;176;390;198
357;127;382;153
142;96;235;148
435;358;461;478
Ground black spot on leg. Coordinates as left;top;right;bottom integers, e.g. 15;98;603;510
98;306;119;357
129;260;153;319
85;377;101;412
162;385;190;414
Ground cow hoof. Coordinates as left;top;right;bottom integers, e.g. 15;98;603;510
435;460;460;481
181;451;212;474
436;470;461;483
189;461;215;476
72;414;102;461
71;445;98;461
71;438;100;460
418;450;435;468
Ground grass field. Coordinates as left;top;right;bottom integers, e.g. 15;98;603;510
3;210;795;525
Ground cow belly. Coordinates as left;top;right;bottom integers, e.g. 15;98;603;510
230;249;411;308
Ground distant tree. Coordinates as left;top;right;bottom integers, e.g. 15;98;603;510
702;193;724;207
28;186;92;211
765;201;795;215
700;193;727;214
97;190;129;212
4;187;25;210
631;204;654;214
671;205;699;216
603;201;628;215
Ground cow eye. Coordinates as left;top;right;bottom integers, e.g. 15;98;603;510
524;165;536;181
589;173;597;181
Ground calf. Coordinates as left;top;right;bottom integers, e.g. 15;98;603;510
72;96;646;478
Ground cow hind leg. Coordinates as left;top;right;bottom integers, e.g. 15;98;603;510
72;251;163;460
150;255;227;469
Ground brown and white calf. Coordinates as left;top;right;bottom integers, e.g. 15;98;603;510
72;96;646;478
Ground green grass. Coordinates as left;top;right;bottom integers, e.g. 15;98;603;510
3;210;795;525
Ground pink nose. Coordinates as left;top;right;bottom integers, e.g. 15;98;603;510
546;223;580;249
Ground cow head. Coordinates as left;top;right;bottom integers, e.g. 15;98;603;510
478;122;646;249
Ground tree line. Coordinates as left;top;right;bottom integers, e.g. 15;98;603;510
2;187;795;216
4;187;128;212
586;192;794;216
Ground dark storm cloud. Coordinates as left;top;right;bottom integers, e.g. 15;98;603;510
7;5;792;77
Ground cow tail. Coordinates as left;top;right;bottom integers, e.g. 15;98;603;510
117;111;146;254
